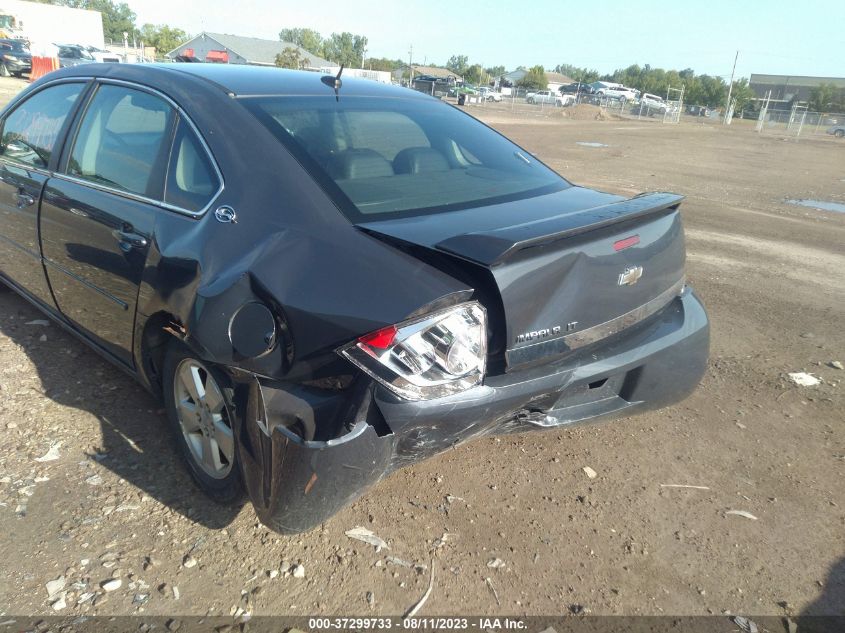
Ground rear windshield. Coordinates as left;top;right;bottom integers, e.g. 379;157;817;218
242;95;567;221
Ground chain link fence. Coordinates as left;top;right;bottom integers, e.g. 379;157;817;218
408;80;845;140
449;87;695;124
755;106;844;138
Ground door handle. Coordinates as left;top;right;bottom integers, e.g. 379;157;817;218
113;229;148;249
15;191;35;208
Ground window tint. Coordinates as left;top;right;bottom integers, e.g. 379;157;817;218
345;111;429;161
0;82;83;168
244;96;567;220
68;84;175;198
164;119;219;212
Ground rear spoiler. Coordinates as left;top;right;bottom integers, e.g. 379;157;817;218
435;192;684;266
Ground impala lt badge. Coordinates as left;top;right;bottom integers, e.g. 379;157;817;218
516;321;578;344
618;265;644;286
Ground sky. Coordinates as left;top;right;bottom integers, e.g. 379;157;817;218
128;0;843;80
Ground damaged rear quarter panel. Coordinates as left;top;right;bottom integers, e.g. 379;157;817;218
131;71;472;384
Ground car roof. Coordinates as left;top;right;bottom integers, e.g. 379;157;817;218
46;62;431;100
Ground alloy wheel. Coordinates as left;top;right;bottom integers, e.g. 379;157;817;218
173;359;234;479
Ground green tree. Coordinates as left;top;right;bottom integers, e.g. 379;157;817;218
518;65;546;90
279;27;324;57
809;82;839;111
730;78;756;115
139;24;188;56
555;63;600;83
275;46;308;69
485;65;506;80
323;31;367;66
464;64;483;85
366;57;402;72
446;54;469;76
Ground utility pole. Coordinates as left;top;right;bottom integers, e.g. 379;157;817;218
723;50;738;124
408;45;413;87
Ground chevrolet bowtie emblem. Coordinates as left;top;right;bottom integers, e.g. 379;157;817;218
618;266;644;286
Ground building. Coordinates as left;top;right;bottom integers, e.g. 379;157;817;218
1;0;104;55
500;69;574;90
391;64;462;83
750;74;845;108
167;32;330;69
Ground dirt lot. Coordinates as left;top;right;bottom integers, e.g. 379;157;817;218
0;79;843;620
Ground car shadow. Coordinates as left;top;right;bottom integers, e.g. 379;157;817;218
0;287;244;529
797;555;845;630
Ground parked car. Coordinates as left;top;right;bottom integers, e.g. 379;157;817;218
85;46;122;63
686;105;712;117
478;87;502;102
827;124;845;138
638;93;669;115
527;89;571;106
55;44;96;68
559;82;595;96
0;38;30;76
597;85;638;102
0;64;709;533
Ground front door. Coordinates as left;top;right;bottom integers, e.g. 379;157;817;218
40;83;176;365
0;81;86;306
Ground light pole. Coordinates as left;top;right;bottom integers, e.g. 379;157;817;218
408;45;413;87
723;50;738;124
122;31;128;63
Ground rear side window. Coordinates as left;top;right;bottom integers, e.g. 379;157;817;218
68;84;175;198
0;82;84;168
164;119;219;212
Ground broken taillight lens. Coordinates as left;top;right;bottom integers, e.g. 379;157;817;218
338;302;487;401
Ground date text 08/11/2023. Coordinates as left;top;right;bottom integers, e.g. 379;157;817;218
307;617;528;630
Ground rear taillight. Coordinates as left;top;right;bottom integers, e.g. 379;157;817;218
338;302;487;401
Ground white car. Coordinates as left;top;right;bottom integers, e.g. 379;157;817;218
597;85;638;102
638;93;669;113
526;90;572;106
478;87;502;102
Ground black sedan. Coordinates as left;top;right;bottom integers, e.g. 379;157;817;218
0;64;709;533
0;38;31;77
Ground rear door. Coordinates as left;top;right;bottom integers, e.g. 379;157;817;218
40;82;177;365
0;81;86;306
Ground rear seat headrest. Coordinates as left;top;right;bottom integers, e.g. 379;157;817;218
393;147;450;175
326;148;393;180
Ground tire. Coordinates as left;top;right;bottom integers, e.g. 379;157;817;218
0;64;10;78
527;98;534;104
162;342;243;503
835;130;844;138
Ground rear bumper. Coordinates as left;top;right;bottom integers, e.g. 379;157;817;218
243;287;708;532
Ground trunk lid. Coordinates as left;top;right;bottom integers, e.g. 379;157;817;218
358;186;686;370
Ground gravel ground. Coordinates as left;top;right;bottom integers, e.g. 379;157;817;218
0;78;843;620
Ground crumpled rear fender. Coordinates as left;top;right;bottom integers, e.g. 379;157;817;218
237;377;395;534
134;217;472;388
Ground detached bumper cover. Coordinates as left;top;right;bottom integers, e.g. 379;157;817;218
242;288;708;532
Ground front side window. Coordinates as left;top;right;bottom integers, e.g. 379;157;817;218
0;82;84;168
164;119;219;212
68;84;175;198
244;96;567;220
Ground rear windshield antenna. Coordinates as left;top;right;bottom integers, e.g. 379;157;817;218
321;64;344;101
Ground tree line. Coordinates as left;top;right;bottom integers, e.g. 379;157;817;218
277;28;367;68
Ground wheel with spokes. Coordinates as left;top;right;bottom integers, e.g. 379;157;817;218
162;343;242;502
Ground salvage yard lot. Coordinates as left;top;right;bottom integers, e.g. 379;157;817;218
0;78;843;617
